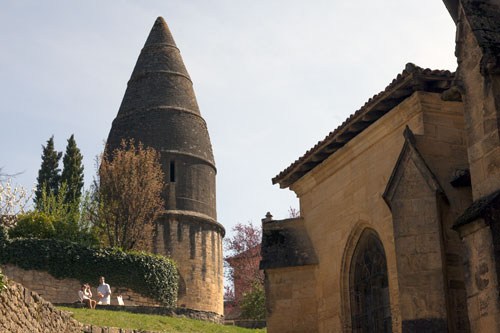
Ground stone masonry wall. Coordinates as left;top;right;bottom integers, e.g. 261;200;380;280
389;149;449;331
278;92;470;332
452;3;500;332
1;264;161;307
457;219;500;332
265;266;318;333
418;97;473;333
455;3;500;201
0;275;83;332
154;213;224;314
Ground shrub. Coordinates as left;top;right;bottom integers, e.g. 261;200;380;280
240;282;266;320
0;226;178;306
8;211;99;246
9;212;56;239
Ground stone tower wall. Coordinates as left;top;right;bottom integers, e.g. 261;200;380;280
153;214;224;314
106;17;224;315
108;112;217;218
162;154;216;219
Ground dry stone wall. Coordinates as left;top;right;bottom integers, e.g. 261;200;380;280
0;275;83;332
1;264;161;307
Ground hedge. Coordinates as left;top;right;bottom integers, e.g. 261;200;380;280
0;226;178;306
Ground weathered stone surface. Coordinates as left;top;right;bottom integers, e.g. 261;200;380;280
383;127;453;327
106;17;216;217
264;89;472;332
451;1;500;200
441;2;500;332
105;17;224;315
260;217;318;270
1;264;161;306
265;266;318;333
0;276;83;332
401;318;448;333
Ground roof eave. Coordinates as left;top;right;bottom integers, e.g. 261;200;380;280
272;65;454;189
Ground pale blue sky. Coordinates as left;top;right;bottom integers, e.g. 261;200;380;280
0;1;457;237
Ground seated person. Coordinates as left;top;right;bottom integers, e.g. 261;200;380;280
97;276;111;305
78;284;96;309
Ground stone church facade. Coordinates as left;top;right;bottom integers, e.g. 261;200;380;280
107;17;224;315
261;1;500;332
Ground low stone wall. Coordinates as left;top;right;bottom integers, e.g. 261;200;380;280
0;276;83;332
1;264;161;307
81;324;162;333
225;319;267;329
57;302;224;324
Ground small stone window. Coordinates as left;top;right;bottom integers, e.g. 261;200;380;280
170;161;175;182
350;229;392;332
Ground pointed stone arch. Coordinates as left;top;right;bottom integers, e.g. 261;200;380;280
340;223;392;332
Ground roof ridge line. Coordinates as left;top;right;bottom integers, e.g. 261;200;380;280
272;64;455;188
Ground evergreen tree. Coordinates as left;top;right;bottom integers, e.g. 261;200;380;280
34;136;62;207
61;134;84;204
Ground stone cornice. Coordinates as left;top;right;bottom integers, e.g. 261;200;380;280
163;210;225;237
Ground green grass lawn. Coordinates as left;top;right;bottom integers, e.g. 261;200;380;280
57;306;266;333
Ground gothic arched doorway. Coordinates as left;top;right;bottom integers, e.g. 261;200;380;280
349;229;392;333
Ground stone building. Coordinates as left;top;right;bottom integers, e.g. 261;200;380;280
261;1;500;332
224;245;262;320
226;245;262;304
106;17;224;315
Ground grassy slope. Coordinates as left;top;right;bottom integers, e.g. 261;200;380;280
57;307;266;333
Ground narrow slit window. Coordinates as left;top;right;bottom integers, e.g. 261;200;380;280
170;161;175;182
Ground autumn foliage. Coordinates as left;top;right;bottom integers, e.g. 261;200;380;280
94;139;166;251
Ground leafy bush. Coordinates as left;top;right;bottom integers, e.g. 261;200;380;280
9;212;56;239
0;268;6;293
240;282;266;320
8;211;99;246
0;226;178;306
9;183;100;246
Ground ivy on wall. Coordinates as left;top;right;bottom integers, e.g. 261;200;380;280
0;226;178;306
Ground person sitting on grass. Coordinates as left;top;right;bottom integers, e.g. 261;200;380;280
78;284;96;309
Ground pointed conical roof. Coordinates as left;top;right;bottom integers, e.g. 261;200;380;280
108;16;214;166
144;16;177;46
116;16;200;117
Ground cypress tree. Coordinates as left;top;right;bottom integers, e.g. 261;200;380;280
61;134;84;203
34;136;62;206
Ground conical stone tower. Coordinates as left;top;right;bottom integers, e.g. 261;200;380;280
106;17;224;315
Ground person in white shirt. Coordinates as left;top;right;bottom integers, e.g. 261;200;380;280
97;276;112;305
78;284;96;309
